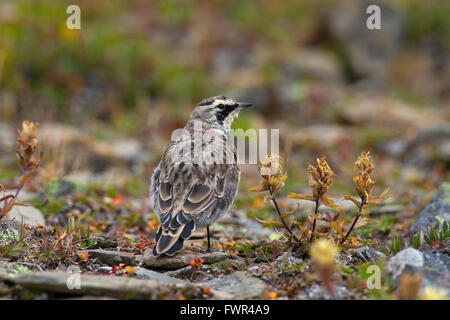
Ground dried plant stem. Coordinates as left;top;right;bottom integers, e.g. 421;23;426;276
322;272;335;299
0;172;30;219
268;185;299;242
310;199;320;241
310;187;322;242
340;197;365;244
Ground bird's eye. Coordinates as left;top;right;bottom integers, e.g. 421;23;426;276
217;104;225;110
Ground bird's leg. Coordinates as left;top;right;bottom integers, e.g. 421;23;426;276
206;225;212;253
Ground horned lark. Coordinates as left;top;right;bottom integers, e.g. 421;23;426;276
150;96;251;256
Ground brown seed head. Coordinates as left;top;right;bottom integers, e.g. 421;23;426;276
307;157;334;199
353;152;375;201
16;120;40;172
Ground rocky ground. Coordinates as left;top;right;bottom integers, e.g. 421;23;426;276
0;0;449;300
0;146;448;299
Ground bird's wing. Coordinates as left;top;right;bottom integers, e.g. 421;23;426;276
151;137;237;256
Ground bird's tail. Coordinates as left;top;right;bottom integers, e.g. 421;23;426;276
153;221;195;256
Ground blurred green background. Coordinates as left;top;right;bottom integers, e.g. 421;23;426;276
0;0;449;200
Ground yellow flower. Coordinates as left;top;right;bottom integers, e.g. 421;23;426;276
310;239;338;268
267;291;277;300
420;286;447;300
125;266;136;275
59;24;79;40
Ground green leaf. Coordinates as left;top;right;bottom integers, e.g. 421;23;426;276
411;230;424;249
442;221;448;233
390;237;403;254
435;216;445;225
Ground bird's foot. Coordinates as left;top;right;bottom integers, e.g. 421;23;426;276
199;247;213;254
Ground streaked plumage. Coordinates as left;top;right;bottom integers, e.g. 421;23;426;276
150;96;251;256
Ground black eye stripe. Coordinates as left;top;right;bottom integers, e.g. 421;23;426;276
216;107;234;125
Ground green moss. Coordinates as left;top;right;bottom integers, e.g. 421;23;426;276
0;223;18;244
2;261;30;274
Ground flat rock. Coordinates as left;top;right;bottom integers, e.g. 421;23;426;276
144;249;229;270
411;183;450;233
6;205;45;227
4;271;172;299
4;271;227;299
134;267;188;285
82;249;141;266
349;246;386;264
198;271;266;299
420;251;450;295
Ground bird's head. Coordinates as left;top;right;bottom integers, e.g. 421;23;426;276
189;96;252;132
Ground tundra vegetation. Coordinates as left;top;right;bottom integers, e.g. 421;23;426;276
0;0;448;300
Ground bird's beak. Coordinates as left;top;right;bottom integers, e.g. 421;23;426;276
237;102;252;110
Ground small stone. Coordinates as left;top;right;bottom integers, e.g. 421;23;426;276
6;205;45;227
164;266;195;278
198;271;266;299
97;267;112;274
386;248;424;281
